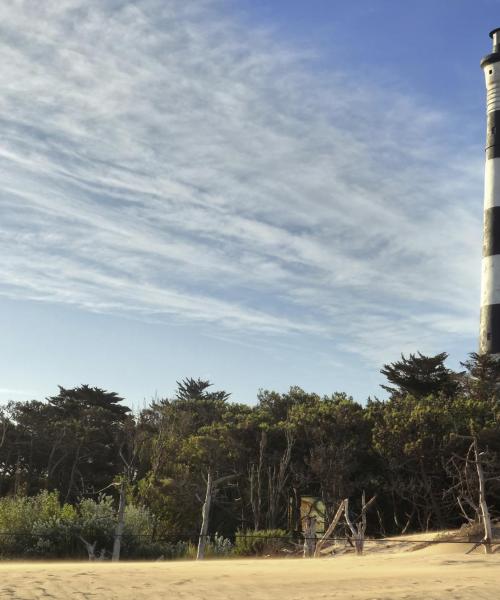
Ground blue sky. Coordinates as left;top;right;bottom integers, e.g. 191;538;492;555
0;0;494;406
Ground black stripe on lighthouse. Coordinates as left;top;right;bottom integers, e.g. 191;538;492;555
483;206;500;255
480;304;500;354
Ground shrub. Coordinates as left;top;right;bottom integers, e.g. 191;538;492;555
77;495;116;555
0;492;202;560
204;533;233;557
0;491;77;557
234;529;292;556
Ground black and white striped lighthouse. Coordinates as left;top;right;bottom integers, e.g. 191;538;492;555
480;29;500;354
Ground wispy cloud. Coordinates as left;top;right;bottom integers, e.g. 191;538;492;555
0;0;483;365
0;388;38;398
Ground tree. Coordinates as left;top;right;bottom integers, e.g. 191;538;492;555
112;417;138;562
288;392;373;524
196;470;238;560
0;407;21;496
460;352;500;403
380;352;458;398
135;379;241;539
176;378;230;403
8;386;130;501
369;394;453;531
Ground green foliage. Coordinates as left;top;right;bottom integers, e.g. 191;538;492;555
6;385;130;501
0;491;187;559
460;352;500;403
4;357;500;557
380;352;458;398
77;495;116;553
234;529;291;556
0;491;77;557
199;533;233;557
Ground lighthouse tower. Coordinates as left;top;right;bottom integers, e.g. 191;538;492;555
480;29;500;354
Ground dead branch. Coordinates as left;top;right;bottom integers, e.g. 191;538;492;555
314;500;346;557
344;492;376;555
79;536;97;561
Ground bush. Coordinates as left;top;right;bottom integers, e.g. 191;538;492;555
0;491;78;557
77;495;116;556
204;533;233;557
234;529;292;556
0;492;238;560
120;503;189;559
0;492;186;560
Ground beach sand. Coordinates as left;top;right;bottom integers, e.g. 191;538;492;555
0;548;499;600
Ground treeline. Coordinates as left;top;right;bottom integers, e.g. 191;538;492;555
1;351;500;551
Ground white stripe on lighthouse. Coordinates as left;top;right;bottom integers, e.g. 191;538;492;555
481;254;500;306
485;60;500;111
484;158;500;209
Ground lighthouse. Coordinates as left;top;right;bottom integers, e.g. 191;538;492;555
480;28;500;354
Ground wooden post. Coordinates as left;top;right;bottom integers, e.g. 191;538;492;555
303;516;317;557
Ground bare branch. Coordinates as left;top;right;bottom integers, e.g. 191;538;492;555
314;500;345;558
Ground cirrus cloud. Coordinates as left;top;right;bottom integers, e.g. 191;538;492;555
0;0;483;366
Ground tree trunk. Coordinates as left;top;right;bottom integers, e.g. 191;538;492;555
419;459;444;530
14;457;21;496
64;442;81;503
0;447;11;496
196;471;237;560
79;536;97;561
267;465;277;529
46;429;67;490
197;470;213;560
291;487;302;533
266;430;293;529
249;464;261;532
344;498;363;555
474;438;493;554
255;431;266;530
112;479;126;561
344;492;376;556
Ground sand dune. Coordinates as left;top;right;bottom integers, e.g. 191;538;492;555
0;549;499;600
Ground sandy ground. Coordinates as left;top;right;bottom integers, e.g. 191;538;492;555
0;550;499;600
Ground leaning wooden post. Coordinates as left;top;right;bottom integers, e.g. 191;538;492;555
473;438;493;554
197;469;213;560
314;500;345;557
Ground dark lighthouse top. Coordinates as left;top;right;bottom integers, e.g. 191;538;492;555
481;28;500;68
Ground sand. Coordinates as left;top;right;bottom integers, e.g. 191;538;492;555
0;550;499;600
